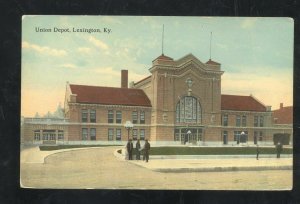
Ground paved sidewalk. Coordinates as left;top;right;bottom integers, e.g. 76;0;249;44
21;146;293;173
128;158;292;172
20;146;104;163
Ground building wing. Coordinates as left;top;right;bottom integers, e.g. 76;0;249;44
69;84;152;107
221;94;267;112
273;103;293;124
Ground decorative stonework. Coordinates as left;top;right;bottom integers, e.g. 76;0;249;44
185;77;193;96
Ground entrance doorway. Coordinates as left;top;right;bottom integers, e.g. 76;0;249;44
42;130;56;144
223;131;228;145
174;127;203;144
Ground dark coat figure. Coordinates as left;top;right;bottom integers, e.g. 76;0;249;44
136;139;141;160
144;139;151;162
276;142;283;158
256;145;260;160
126;139;133;160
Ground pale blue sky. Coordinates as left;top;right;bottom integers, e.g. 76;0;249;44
21;16;293;117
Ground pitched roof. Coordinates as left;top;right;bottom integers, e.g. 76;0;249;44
206;59;221;65
221;95;267;112
273;106;293;124
134;75;151;86
153;54;173;61
69;84;152;107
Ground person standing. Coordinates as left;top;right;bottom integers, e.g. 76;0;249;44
256;144;260;160
276;142;283;158
126;139;133;160
136;139;141;160
144;139;151;162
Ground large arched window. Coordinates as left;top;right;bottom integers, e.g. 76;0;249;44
176;96;201;123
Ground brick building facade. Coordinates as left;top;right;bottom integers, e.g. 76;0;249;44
22;54;293;146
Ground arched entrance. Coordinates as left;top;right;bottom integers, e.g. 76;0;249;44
174;127;203;145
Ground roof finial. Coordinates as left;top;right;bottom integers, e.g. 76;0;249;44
209;31;212;60
162;24;164;55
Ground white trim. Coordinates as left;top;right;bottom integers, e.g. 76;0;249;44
68;103;152;109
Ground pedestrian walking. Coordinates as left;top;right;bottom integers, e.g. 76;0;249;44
126;139;133;160
136;139;141;160
276;142;283;158
256;144;259;160
144;139;151;162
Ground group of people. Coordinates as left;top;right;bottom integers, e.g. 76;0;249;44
126;139;150;162
255;142;283;160
127;140;284;161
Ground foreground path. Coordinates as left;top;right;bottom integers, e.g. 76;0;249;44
20;147;292;190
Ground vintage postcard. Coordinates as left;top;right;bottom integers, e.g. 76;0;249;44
20;16;293;190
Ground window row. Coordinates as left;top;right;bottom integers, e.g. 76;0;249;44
222;130;264;144
81;109;96;123
108;128;145;141
81;128;146;141
81;109;145;124
34;130;64;141
222;115;264;127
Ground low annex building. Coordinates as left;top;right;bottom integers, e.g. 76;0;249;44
22;54;293;146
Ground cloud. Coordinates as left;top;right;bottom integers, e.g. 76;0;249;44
88;36;108;50
60;63;77;69
77;47;91;54
22;41;67;57
128;72;149;83
91;67;149;84
221;66;293;109
241;18;258;29
92;67;119;76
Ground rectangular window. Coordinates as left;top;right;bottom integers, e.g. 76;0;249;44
242;115;247;127
174;129;180;141
116;111;122;124
222;115;228;126
259;131;263;141
223;131;228;144
58;130;64;140
42;130;55;140
90;110;96;123
234;131;239;141
140;111;145;124
50;132;56;140
116;129;121;141
260;116;264;127
108;128;114;141
108;110;114;123
132;129;138;140
82;109;88;123
82;128;88;140
34;130;40;140
254;116;259;127
236;115;241;127
90;128;96;140
132;111;138;124
42;132;49;140
140;129;145;140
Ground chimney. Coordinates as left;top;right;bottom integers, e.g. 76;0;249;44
280;103;283;109
121;70;128;88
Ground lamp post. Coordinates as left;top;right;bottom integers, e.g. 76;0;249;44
240;131;245;145
124;121;134;140
187;130;191;145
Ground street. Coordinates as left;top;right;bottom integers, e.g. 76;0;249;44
20;146;292;190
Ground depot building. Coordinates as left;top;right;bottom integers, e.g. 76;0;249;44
22;53;293;146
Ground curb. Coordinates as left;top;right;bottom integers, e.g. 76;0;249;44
152;165;292;173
